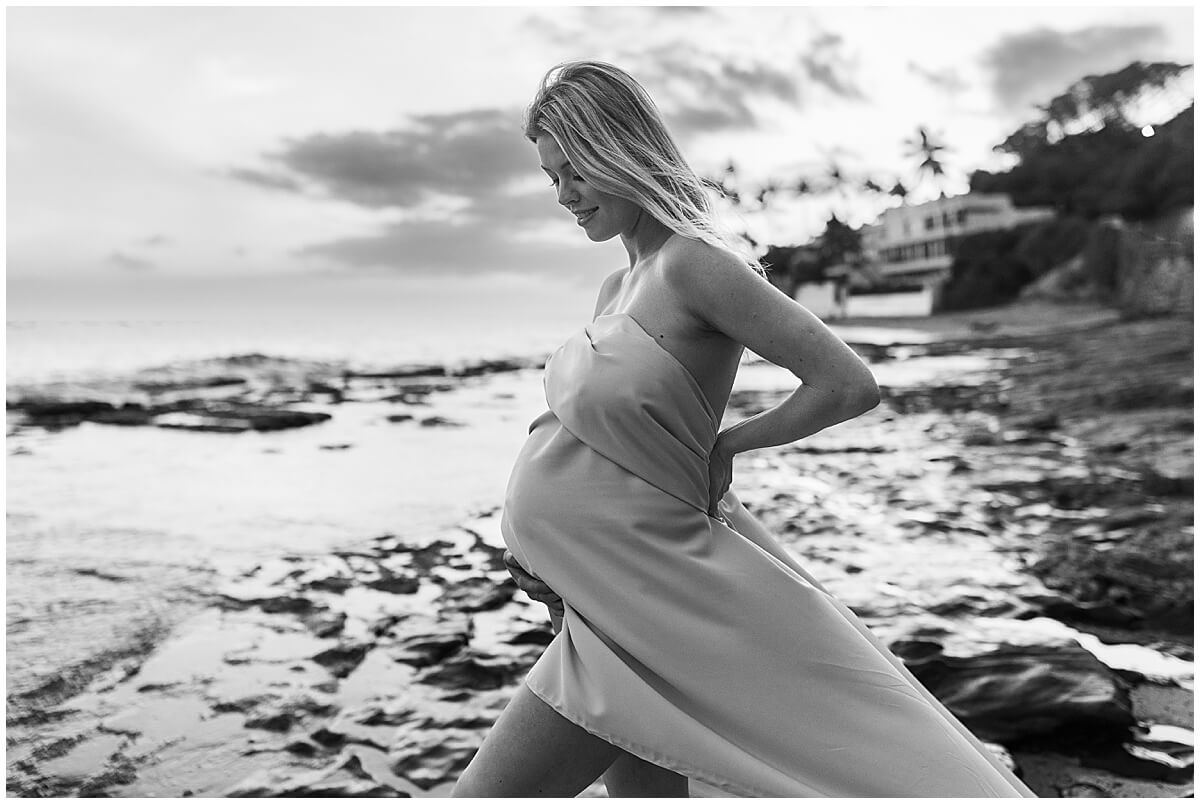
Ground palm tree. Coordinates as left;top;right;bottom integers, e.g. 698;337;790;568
903;126;951;198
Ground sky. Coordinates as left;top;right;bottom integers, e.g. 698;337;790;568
7;4;1195;287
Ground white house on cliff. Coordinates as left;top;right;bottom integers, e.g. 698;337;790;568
803;192;1056;318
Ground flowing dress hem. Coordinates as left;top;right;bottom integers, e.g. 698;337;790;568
523;677;784;798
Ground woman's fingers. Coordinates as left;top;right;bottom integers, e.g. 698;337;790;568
502;549;563;604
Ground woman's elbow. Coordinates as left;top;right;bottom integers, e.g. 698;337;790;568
843;370;880;417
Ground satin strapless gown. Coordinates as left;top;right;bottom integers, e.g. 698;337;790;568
501;313;1036;797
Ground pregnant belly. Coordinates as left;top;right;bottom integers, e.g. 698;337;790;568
501;413;685;580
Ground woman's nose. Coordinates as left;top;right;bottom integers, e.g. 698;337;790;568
556;182;576;207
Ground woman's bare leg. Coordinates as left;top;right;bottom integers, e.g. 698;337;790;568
451;683;621;797
603;752;689;797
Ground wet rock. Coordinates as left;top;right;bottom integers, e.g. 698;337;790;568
419;416;465;428
389;624;472;669
285;739;322;757
311;727;347;748
450;358;526;378
365;569;420;595
414;650;526;690
389;729;480;791
394;540;459;573
235;693;337;733
245;710;297;732
306;381;345;403
76;753;139;797
1030;528;1194;634
226;752;405;797
215;588;315;615
1142;453;1192;496
506;624;554;647
439;576;516;613
891;640;1135;743
962;419;1002;446
299;610;347;639
1061;781;1107;796
1021;591;1144;629
213;694;273;714
313;643;371;679
881;383;1008;414
88;404;156;426
1011;411;1061;432
1069;723;1196;784
349;366;447;381
1099;506;1167;531
132;376;247;394
14;398;117;428
1121;724;1194;779
156;405;332;433
983;740;1020;776
320;704;417;750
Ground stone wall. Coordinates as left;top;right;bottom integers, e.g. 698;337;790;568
1113;207;1194;318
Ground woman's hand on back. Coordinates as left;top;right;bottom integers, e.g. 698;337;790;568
707;434;734;518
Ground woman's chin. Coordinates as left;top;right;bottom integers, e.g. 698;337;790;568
583;227;617;243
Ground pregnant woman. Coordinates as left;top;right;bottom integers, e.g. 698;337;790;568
453;61;1036;798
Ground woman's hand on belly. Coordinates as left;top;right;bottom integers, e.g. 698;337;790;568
503;549;565;620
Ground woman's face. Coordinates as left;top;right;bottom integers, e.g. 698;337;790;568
536;134;642;243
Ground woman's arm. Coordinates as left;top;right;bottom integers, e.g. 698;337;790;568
665;240;880;459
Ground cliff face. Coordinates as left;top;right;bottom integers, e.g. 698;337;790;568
1013;207;1194;317
1113;206;1194;318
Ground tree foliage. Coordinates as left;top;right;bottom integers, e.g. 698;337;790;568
971;61;1194;220
760;215;864;295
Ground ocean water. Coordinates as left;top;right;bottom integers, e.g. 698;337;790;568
7;273;604;384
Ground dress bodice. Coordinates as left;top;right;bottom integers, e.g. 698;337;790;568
541;313;720;514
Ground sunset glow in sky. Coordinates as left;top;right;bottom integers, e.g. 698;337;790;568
8;5;1194;285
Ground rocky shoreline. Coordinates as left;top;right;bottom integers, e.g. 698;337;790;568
6;302;1192;797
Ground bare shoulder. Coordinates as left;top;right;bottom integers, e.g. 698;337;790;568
657;234;875;398
592;267;629;319
659;235;769;330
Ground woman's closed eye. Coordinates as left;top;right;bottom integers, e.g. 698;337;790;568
548;174;585;187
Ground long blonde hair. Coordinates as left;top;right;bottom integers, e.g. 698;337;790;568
524;60;764;276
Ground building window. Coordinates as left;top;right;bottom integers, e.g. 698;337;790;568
924;216;934;230
956;209;967;224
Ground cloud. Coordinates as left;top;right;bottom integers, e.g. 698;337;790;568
907;61;969;95
619;46;803;135
519;11;863;136
228;166;304;193
231;108;530;210
799;32;865;100
297;214;618;280
982;24;1168;114
651;6;713;16
230;105;595;274
107;251;155;271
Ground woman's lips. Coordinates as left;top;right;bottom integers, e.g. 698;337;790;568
575;208;598;226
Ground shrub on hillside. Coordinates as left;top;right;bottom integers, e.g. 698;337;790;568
937;216;1098;312
937;227;1036;312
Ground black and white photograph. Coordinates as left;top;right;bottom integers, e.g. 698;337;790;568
6;4;1194;797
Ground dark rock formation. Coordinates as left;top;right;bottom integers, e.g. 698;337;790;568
892;640;1136;742
225;753;405;797
414;650;527;691
312;643;371;679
